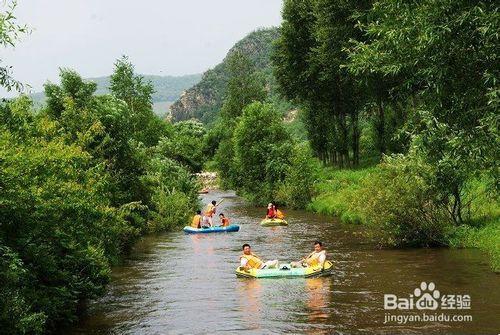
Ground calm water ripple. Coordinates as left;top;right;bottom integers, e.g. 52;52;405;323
68;190;500;335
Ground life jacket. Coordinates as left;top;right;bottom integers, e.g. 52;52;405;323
191;214;202;228
306;250;326;267
276;209;285;219
221;217;230;227
266;208;276;218
241;253;263;269
205;204;216;217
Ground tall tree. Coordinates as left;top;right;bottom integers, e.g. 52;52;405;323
214;51;266;187
348;0;499;223
0;0;29;91
273;0;326;160
110;56;166;147
233;102;293;199
273;0;371;167
219;51;266;124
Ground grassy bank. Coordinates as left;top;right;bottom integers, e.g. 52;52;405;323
308;166;500;272
308;167;375;224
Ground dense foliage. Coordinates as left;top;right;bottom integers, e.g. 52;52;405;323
206;50;318;205
232;102;293;201
211;51;267;188
156;119;206;173
202;48;317;206
0;58;200;333
0;0;29;92
273;0;499;262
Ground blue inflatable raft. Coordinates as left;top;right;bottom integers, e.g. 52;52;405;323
183;224;240;234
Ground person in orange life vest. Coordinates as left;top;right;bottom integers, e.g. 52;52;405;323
291;241;327;268
274;204;285;220
191;210;202;228
239;244;279;271
202;200;217;227
265;203;276;219
219;213;230;227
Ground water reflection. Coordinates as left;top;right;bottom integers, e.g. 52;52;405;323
306;278;330;321
237;279;263;331
68;190;500;335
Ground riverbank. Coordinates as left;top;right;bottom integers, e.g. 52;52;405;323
308;166;500;272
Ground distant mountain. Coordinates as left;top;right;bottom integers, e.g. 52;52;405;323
171;28;284;123
31;73;202;116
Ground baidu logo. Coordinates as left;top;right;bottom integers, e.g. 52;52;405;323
414;281;440;310
384;282;470;311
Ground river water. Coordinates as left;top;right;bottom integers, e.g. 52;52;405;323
69;190;499;334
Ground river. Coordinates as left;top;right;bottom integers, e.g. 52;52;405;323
69;190;499;334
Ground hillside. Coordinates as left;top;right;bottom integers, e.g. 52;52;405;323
171;28;284;123
31;73;202;116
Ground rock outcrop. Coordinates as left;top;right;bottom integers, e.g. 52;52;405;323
170;28;280;123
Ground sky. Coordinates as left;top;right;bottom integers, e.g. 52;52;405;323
1;0;283;97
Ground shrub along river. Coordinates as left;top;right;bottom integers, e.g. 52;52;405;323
68;190;499;334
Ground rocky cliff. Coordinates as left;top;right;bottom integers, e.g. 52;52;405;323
170;28;280;123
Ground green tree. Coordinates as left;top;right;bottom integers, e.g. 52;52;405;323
0;59;199;333
213;51;266;186
232;102;293;202
44;69;97;120
276;143;319;209
110;56;167;146
156;119;205;172
219;51;266;124
0;124;125;332
348;0;500;223
273;0;371;167
0;0;29;91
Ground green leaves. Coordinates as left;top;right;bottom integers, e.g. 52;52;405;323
273;0;371;167
220;51;266;122
0;0;30;92
1;59;199;333
156;119;205;173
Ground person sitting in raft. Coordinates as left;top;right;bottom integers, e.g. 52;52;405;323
203;200;218;227
266;203;276;219
291;241;326;268
219;213;230;227
191;210;202;228
240;244;279;271
274;204;285;220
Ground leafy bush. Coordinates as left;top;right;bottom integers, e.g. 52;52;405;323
148;189;192;232
0;246;46;335
232;102;293;203
0;130;124;330
275;143;319;209
0;60;199;334
354;153;452;247
213;136;239;189
156;119;205;172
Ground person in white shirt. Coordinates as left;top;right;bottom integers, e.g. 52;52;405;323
239;244;279;270
291;241;326;268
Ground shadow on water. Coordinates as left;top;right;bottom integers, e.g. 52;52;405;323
68;190;500;334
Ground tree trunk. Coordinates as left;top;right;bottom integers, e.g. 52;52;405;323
377;96;386;155
338;113;349;169
351;111;360;167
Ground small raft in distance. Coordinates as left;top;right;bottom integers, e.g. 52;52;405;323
183;224;240;234
260;218;288;227
236;261;333;278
